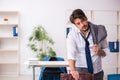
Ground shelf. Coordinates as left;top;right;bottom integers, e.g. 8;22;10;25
0;39;18;49
0;11;19;24
0;61;18;64
0;11;19;76
0;49;18;52
0;74;19;77
0;25;18;37
0;24;18;26
0;52;19;64
0;64;19;75
0;11;18;13
0;37;18;39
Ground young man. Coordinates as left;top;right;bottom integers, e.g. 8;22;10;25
67;9;108;80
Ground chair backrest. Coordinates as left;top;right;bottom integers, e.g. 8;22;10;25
38;56;67;80
43;57;63;80
44;57;64;73
107;74;120;80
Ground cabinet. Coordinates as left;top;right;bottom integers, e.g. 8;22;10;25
0;11;19;76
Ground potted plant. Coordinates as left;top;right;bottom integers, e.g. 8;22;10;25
27;25;56;61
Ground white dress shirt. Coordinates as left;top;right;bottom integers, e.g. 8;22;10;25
67;27;108;74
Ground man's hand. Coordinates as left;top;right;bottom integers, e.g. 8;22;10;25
93;44;99;53
93;44;106;57
70;70;79;80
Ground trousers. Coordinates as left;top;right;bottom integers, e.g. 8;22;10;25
76;67;104;80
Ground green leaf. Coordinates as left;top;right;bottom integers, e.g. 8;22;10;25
29;36;33;41
27;25;56;61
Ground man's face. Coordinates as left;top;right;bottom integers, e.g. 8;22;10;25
74;18;88;33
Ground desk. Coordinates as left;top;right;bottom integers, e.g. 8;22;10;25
25;60;69;80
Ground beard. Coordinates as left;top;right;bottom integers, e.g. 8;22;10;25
81;25;89;32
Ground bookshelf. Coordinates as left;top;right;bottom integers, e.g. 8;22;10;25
0;11;19;76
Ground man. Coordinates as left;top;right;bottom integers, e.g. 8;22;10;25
67;9;108;80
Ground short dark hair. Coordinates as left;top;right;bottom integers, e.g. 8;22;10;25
70;9;87;24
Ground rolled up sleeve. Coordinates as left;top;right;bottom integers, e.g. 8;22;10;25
67;31;77;60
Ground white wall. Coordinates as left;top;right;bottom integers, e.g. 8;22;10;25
0;0;120;75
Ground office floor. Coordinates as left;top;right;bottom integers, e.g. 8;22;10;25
0;75;107;80
0;75;39;80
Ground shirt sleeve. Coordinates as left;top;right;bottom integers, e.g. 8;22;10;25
67;30;77;60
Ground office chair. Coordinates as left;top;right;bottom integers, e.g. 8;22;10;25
38;56;67;80
107;74;120;80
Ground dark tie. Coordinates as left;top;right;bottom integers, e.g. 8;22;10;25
81;32;94;74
